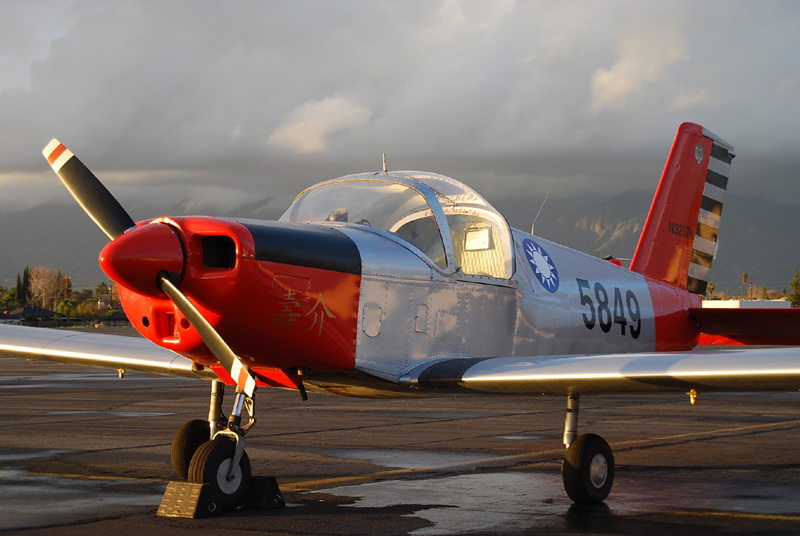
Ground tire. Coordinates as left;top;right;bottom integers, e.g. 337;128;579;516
171;419;209;480
562;433;614;504
188;438;252;511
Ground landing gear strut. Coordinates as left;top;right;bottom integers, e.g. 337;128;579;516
171;379;256;511
560;394;614;504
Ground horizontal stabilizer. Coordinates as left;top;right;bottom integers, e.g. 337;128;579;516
690;307;800;346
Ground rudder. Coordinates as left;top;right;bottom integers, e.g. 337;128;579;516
629;123;735;294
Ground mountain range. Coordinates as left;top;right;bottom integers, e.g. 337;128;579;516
0;192;796;296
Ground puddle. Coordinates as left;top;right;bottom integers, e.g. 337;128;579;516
47;410;177;418
327;448;499;470
318;471;567;534
0;468;164;530
317;470;800;535
0;449;71;462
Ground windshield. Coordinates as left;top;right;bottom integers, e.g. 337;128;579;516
281;180;447;268
282;173;514;278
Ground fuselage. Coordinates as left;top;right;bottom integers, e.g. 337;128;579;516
107;172;701;396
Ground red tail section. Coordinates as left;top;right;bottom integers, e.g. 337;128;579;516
630;123;735;295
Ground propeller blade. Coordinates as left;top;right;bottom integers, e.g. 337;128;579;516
42;139;136;240
158;273;256;397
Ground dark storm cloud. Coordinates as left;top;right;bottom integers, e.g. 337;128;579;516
0;0;799;213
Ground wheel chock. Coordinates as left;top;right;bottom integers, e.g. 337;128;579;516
242;476;285;510
157;482;220;518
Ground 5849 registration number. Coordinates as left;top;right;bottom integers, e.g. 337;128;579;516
576;279;641;339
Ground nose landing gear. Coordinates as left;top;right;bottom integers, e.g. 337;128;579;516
169;379;258;512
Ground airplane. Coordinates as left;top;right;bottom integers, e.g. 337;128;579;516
1;122;800;511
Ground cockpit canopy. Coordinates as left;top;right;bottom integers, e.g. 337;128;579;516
281;172;515;279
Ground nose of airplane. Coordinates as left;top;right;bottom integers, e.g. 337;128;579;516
99;222;185;297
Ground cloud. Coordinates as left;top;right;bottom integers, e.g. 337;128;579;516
0;1;799;206
670;89;711;111
266;97;372;155
590;28;687;113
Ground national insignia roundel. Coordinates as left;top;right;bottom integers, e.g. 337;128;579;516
522;239;559;293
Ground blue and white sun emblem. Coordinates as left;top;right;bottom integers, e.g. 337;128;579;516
523;239;559;293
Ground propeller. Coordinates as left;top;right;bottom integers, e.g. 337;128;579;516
158;273;255;397
43;139;136;240
43;139;257;397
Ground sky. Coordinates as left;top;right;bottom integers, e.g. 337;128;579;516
1;1;799;218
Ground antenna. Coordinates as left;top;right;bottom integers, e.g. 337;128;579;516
382;153;387;173
531;177;558;235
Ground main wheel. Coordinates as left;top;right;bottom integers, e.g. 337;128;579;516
562;433;614;504
188;438;252;511
171;419;209;480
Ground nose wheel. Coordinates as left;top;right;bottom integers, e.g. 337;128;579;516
189;437;252;511
171;419;210;480
171;380;257;511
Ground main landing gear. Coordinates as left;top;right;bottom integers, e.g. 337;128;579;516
171;379;255;511
561;394;615;504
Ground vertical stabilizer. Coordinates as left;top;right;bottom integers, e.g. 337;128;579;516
629;123;734;294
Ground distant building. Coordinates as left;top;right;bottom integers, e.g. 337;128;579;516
702;299;791;309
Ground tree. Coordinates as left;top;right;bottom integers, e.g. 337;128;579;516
706;282;715;299
2;287;18;306
75;300;101;320
14;268;30;306
28;265;68;310
759;287;769;300
741;272;748;298
789;266;800;308
57;298;78;320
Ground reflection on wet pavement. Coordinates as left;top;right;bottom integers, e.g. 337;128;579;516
319;471;566;535
316;449;800;536
0;468;164;531
0;449;71;462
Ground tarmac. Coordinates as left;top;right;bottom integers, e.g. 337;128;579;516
3;348;800;535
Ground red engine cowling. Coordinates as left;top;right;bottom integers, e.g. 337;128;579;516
100;216;362;382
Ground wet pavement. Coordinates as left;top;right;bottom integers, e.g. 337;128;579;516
2;355;800;534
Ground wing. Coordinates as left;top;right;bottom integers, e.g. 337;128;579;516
0;324;214;380
400;347;800;395
690;307;800;345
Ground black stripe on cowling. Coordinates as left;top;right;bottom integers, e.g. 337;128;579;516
711;143;732;163
687;276;708;295
691;249;714;269
696;222;719;242
705;169;729;191
700;195;724;216
238;220;361;275
415;358;490;390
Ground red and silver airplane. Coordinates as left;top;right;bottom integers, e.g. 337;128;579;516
2;122;799;509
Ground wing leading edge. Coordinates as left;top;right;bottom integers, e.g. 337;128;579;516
400;347;800;395
0;324;214;380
